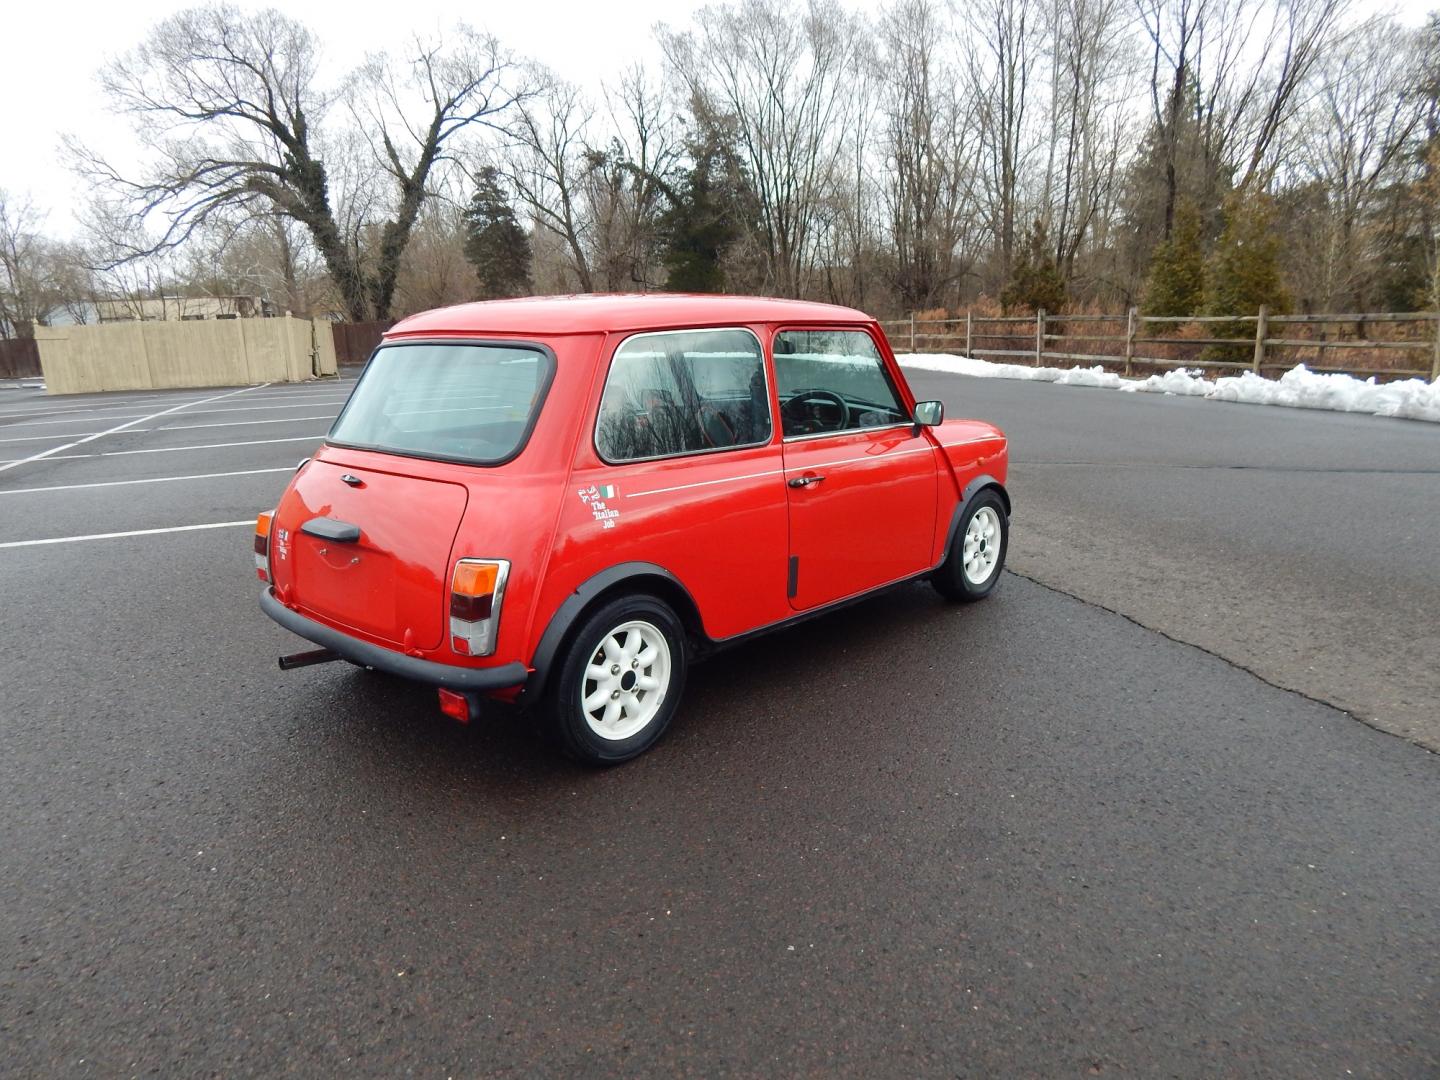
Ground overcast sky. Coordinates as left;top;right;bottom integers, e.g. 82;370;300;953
4;0;1435;238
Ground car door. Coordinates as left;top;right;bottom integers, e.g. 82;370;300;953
774;326;939;611
562;325;792;638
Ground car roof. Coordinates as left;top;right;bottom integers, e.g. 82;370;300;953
386;293;875;337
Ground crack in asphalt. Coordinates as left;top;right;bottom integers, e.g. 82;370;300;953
1014;460;1440;474
1004;569;1439;757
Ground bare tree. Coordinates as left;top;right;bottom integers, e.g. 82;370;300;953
1137;0;1346;238
877;0;977;309
169;211;328;315
0;192;62;337
580;65;685;291
346;27;528;315
73;4;527;321
1229;0;1348;192
393;198;477;313
1295;18;1427;308
660;0;863;297
815;34;882;308
965;0;1042;289
1040;0;1137;285
502;76;598;291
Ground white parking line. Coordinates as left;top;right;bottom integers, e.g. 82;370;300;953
0;431;106;444
165;400;350;416
161;414;336;431
0;414;337;442
7;399;347;428
0;384;352;425
0;384;270;476
0;384;351;422
0;434;322;463
0;467;294;496
0;396;225;420
0;396;179;418
0;454;90;463
236;388;354;401
0;520;253;548
9;413;156;427
101;434;323;456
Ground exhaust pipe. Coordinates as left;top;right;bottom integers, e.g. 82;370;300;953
278;647;342;671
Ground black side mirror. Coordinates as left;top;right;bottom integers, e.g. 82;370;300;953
913;400;944;427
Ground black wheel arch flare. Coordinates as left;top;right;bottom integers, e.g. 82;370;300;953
940;474;1011;566
525;562;706;703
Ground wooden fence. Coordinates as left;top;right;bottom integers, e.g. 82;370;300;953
878;308;1440;382
35;317;336;394
331;320;393;366
0;337;42;379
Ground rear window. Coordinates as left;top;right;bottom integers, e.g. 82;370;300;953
328;342;551;465
595;328;771;462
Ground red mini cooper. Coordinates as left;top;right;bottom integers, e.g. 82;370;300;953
256;295;1009;763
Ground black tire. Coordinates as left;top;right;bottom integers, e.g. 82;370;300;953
545;594;689;765
932;490;1009;602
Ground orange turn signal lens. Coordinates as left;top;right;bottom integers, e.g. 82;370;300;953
452;561;500;598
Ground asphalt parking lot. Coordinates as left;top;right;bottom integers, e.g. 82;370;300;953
1;373;1437;1076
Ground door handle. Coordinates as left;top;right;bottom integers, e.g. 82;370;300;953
787;474;825;488
300;517;362;543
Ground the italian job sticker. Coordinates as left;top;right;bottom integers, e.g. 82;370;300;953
578;484;621;529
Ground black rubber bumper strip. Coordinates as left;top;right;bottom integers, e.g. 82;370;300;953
259;589;528;692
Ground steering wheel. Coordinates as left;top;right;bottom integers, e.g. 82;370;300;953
781;389;849;435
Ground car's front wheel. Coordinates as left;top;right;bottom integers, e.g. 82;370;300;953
933;490;1008;602
546;595;688;765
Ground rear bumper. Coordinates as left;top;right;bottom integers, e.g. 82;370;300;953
259;589;528;692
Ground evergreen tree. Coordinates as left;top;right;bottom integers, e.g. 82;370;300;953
1141;200;1205;328
657;144;742;293
1000;220;1067;314
463;167;532;299
1204;193;1290;360
1205;195;1289;315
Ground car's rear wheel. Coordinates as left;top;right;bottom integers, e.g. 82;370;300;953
546;594;688;765
933;490;1008;602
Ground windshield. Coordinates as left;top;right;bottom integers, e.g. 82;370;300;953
328;342;551;465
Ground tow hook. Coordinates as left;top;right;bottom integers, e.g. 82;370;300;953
277;647;342;671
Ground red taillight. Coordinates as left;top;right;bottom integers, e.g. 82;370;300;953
437;688;471;723
254;511;273;581
450;592;494;622
449;559;509;657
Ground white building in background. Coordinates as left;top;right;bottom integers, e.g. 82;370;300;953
94;295;278;323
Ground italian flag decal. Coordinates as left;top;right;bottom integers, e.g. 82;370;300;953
599;484;617;499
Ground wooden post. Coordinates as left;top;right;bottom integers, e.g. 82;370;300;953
965;310;973;358
909;312;916;353
1035;309;1045;366
1124;307;1137;377
1252;305;1269;373
1432;312;1440;383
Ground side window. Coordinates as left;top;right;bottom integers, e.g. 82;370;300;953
596;328;772;463
773;329;908;438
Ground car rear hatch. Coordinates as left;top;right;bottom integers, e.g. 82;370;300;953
273;458;467;651
270;339;554;652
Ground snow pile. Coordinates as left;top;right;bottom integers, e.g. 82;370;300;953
1124;367;1213;397
1213;367;1440;422
895;352;1440;423
898;351;1126;389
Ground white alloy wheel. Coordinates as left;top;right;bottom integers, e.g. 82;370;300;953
962;506;1003;585
579;619;672;741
